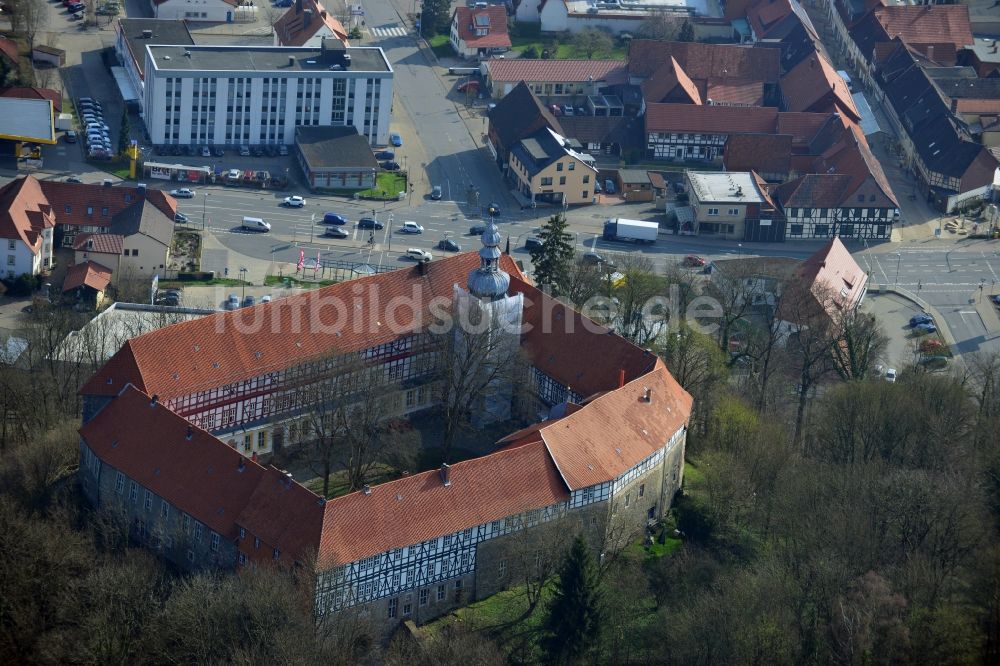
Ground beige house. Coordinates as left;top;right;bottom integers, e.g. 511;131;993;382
684;171;773;240
73;233;123;276
109;203;173;278
508;127;598;206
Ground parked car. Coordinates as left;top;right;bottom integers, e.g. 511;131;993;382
468;224;486;236
576;106;587;116
225;294;239;310
214;146;225;157
358;218;383;230
582;251;605;264
283;195;306;207
226;168;241;179
64;130;77;143
252;146;264;157
239;145;251;156
918;356;948;370
405;248;432;261
525;236;543;250
914;322;938;334
156;290;181;306
399;221;423;234
457;80;479;93
909;313;933;327
885;368;897;383
322;212;347;225
174;212;189;223
261;295;272;303
278;145;288;156
430;185;442;200
380;161;401;171
683;255;706;267
549;104;563;116
67;3;85;13
437;239;461;252
242;295;256;308
992;294;1000;306
65;176;83;183
201;146;211;157
375;150;395;160
323;227;349;239
170;188;195;198
389;132;403;147
562;104;574;116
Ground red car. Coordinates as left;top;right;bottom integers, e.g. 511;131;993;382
457;80;480;93
683;255;706;267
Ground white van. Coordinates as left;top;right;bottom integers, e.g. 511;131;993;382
241;216;271;232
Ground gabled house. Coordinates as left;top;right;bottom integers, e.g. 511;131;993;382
0;177;56;279
487;81;564;171
778;236;868;333
0;87;62;113
273;0;349;48
450;6;510;60
645;104;780;161
74;233;125;276
508;127;598;206
484;59;627;100
779;51;860;120
62;261;114;309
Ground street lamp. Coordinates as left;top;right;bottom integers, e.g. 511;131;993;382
202;192;209;229
737;242;742;257
894;252;902;287
239;267;247;302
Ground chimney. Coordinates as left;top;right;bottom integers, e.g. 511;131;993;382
141;29;153;38
288;55;295;67
362;484;371;495
642;387;651;402
618;369;625;388
150;394;159;406
926;44;934;61
418;258;429;275
186;425;193;441
440;463;451;487
137;183;147;196
320;9;327;18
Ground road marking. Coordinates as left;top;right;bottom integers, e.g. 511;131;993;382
370;26;408;37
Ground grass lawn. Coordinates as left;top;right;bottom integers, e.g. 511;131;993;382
302;463;398;499
359;172;407;200
508;25;626;60
427;34;454;59
263;275;337;288
684;460;705;487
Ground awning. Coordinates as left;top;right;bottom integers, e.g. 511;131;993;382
852;92;882;137
110;66;141;103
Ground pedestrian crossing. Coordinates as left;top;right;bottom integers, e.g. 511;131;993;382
369;25;408;38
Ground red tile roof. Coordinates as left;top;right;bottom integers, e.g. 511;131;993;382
954;99;1000;115
39;180;176;230
537;362;692;491
453;6;511;50
63;261;113;293
628;40;781;83
317;439;569;568
704;79;764;106
0;176;55;253
487;59;626;84
873;5;973;50
0;38;18;65
73;233;124;255
798;237;868;317
645;103;779;134
724;133;792;175
0;87;61;113
779;51;860;120
235;466;326;566
274;0;349;47
775;111;836;147
82;253;525;399
80;386;270;542
747;0;794;39
642;57;703;105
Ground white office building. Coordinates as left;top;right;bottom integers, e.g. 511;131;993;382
143;41;393;147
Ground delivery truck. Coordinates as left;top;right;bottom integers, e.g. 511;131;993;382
602;218;658;244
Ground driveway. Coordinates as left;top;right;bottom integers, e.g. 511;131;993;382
861;291;925;371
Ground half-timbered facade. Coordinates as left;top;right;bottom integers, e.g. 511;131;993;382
79;233;692;632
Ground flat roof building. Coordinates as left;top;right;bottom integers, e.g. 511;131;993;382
143;41;393;147
294;125;380;190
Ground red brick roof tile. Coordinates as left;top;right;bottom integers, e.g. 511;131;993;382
628;40;780;83
235;467;325;565
724;133;792;175
0;176;55;252
704;79;764;106
642;57;702;105
39;181;176;231
873;5;973;50
316;440;569;568
645;103;779;134
0;87;61;112
487;59;627;84
453;6;511;50
539;362;691;491
63;261;113;293
73;233;124;255
274;0;348;47
779;51;860;120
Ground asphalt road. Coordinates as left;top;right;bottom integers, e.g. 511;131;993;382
862;242;1000;358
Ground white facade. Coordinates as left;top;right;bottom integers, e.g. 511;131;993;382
3;229;52;279
143;45;393;147
151;0;242;22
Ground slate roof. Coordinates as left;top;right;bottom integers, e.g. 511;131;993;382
511;128;569;177
0;176;55;253
274;0;349;47
487;59;627;84
488;81;564;152
779;51;860;120
110;199;174;248
295;125;379;170
62;261;113;293
452;6;511;49
73;233;125;255
627;40;780;84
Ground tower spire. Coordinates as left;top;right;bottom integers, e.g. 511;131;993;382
466;220;510;300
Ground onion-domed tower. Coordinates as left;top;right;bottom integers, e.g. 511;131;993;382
466;220;510;300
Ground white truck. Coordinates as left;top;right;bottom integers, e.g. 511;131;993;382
602;218;658;244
